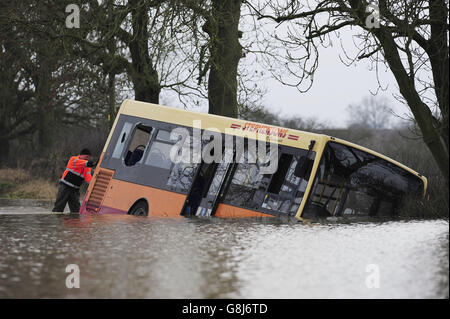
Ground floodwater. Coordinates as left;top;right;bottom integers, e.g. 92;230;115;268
0;205;448;299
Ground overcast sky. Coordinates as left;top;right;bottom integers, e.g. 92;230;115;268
262;49;402;128
160;19;409;129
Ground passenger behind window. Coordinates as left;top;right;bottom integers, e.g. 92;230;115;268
124;124;152;167
125;145;146;166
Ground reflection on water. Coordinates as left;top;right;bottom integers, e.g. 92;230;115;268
0;206;448;298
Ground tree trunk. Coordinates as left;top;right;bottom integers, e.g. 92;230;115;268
35;56;55;154
107;73;116;128
133;75;160;103
37;103;54;154
346;0;449;187
375;28;449;186
207;0;242;118
0;137;9;165
129;0;160;104
428;0;449;152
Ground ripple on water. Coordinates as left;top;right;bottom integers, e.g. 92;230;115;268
0;211;448;298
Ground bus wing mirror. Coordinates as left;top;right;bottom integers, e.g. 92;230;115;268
294;156;314;179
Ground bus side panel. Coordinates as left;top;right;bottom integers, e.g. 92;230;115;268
215;203;275;218
100;179;186;217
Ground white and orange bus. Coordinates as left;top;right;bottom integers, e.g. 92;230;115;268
80;99;427;220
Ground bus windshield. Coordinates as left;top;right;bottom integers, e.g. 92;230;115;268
302;141;424;218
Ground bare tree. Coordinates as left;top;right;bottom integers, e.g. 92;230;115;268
184;0;244;118
59;0;205;107
0;0;108;155
346;95;393;129
239;103;326;132
247;0;449;185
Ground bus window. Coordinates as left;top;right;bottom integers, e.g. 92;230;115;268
261;148;315;215
222;142;316;215
167;161;198;193
232;163;263;189
302;142;424;218
145;141;173;169
155;129;171;142
167;135;198;193
223;147;267;209
124;124;153;166
267;153;293;194
280;157;301;195
143;129;176;170
112;122;133;159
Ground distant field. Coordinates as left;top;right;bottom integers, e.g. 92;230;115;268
0;168;57;200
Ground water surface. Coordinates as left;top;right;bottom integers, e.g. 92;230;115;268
0;205;448;298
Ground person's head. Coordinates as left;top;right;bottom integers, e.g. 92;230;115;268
79;148;92;160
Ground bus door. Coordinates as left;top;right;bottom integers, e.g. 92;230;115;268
181;148;234;217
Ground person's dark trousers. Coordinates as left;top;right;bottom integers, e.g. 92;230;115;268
52;182;81;213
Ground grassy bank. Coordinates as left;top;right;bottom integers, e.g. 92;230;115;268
0;168;91;201
0;168;58;200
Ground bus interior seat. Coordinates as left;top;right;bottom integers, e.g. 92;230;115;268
124;150;132;165
125;148;144;166
302;201;332;218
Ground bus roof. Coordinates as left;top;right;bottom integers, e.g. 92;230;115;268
110;99;427;189
118;99;328;150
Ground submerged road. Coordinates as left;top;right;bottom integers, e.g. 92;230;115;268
0;204;448;298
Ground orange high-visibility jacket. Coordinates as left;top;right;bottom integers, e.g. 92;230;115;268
60;155;92;189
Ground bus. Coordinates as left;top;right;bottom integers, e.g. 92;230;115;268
80;99;427;220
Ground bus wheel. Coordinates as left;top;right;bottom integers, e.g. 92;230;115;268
128;200;148;217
